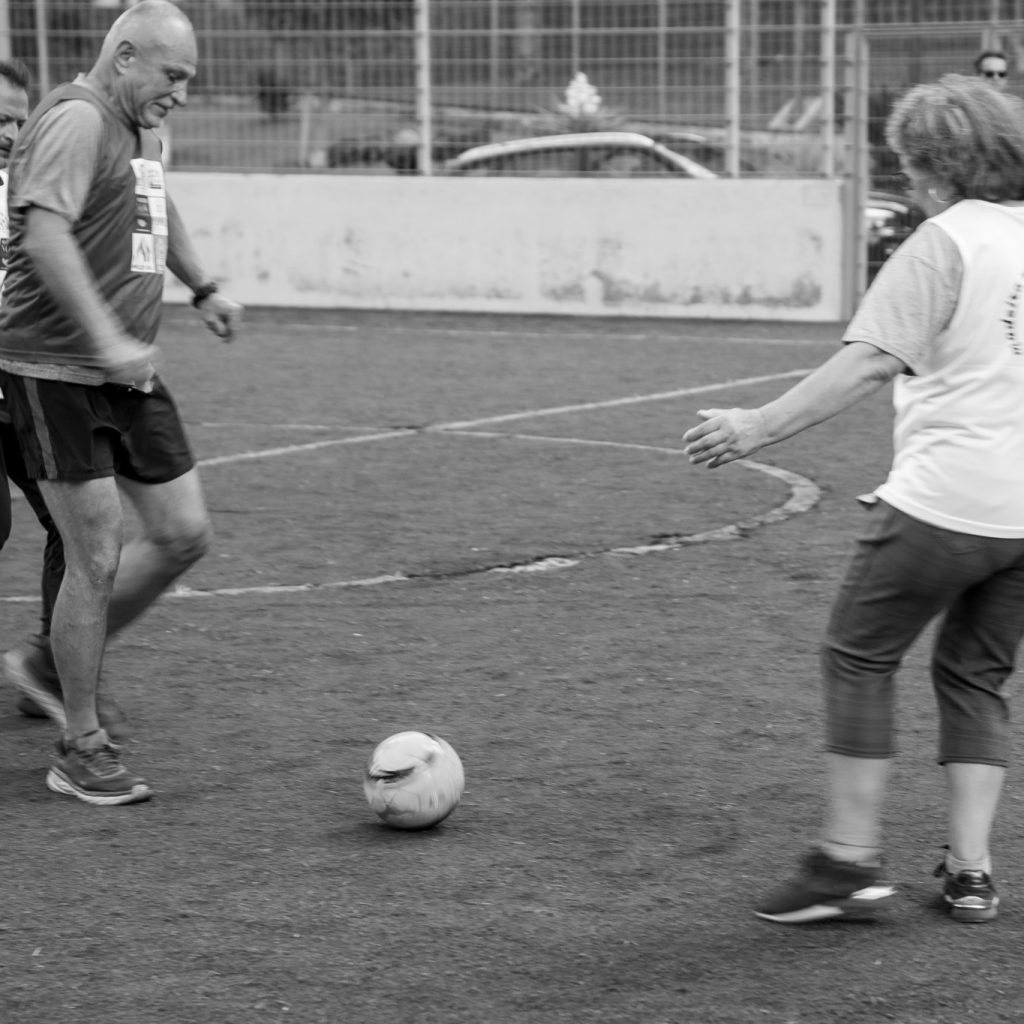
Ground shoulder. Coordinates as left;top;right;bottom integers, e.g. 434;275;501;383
16;100;104;175
34;98;104;136
894;219;960;268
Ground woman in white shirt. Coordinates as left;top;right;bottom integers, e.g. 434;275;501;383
684;73;1024;926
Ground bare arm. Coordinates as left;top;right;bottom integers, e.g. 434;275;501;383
682;341;907;468
165;194;206;292
166;195;242;340
22;206;154;386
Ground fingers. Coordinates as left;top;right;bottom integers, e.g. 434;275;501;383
201;296;243;342
681;408;722;445
98;338;157;390
683;408;729;466
683;408;760;468
106;359;156;390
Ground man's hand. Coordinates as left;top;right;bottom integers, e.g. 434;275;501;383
196;292;243;341
97;336;158;391
683;407;769;468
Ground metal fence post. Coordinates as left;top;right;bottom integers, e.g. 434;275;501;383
725;0;741;178
0;0;11;61
843;3;868;316
415;0;433;176
34;0;50;97
820;0;836;178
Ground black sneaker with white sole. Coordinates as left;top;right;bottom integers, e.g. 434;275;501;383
46;733;152;807
934;862;999;923
754;848;896;924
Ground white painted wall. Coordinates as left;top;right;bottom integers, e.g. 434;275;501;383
165;173;845;321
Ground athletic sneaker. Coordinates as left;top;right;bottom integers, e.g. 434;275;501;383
754;848;897;924
5;638;131;741
46;734;152;806
934;862;999;923
5;641;64;726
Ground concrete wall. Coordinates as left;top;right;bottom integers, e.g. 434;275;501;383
165;173;846;321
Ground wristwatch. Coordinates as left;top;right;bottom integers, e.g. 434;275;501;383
191;282;219;308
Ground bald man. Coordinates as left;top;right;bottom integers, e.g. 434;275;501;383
0;0;243;805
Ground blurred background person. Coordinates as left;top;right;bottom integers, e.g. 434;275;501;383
975;49;1009;90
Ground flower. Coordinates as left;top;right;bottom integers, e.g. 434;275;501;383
537;72;625;134
558;72;604;118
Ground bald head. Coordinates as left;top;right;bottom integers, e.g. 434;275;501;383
89;0;197;128
100;0;195;64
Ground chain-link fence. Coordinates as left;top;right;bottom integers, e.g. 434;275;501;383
1;1;1023;178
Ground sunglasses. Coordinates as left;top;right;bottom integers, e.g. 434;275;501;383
982;70;1007;78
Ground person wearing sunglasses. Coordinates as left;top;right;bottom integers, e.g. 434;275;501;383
975;50;1009;91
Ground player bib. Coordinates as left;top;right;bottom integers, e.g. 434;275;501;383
129;157;168;275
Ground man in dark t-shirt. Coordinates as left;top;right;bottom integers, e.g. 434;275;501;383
0;0;242;806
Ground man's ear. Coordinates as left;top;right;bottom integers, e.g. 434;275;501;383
113;40;135;73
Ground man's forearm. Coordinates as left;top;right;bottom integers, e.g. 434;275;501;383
165;196;210;293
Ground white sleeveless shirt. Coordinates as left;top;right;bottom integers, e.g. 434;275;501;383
874;200;1024;537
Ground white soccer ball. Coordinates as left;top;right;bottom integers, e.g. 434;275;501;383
363;731;465;830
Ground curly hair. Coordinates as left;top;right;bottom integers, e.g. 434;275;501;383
885;73;1024;202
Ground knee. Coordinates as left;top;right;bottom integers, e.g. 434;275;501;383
159;517;213;570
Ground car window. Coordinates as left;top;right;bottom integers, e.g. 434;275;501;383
589;147;680;177
459;148;582;177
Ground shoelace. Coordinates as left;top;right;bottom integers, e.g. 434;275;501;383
75;742;126;780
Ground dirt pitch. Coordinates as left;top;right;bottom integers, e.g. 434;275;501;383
1;308;1022;1024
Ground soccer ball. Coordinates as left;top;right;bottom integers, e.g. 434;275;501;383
363;731;465;830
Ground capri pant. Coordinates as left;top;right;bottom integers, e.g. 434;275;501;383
823;500;1024;767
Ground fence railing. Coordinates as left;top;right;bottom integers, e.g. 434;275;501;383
0;1;1019;178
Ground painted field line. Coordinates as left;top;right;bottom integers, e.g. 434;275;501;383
197;428;416;468
0;372;818;603
444;430;821;551
192;368;812;469
237;319;837;347
161;436;818;599
428;369;811;432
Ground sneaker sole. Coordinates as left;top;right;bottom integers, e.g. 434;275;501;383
46;767;153;806
4;650;66;729
755;883;897;925
948;897;999;923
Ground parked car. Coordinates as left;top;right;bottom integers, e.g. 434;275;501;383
444;131;719;179
445;131;923;279
865;190;925;281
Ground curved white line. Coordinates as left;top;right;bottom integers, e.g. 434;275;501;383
0;376;820;602
161;440;821;597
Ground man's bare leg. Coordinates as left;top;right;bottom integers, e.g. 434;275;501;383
106;469;212;635
33;468;211;739
37;476;123;740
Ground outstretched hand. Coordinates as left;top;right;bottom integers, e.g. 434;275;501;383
683;407;769;468
197;292;243;341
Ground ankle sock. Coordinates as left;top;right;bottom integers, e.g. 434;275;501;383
945;851;992;876
67;728;108;751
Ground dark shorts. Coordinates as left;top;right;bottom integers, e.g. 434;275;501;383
0;372;195;484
